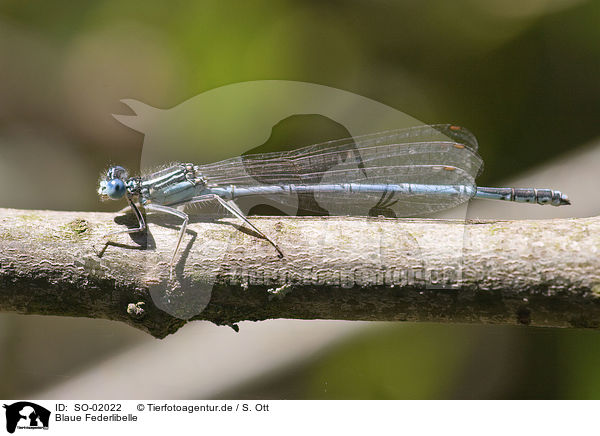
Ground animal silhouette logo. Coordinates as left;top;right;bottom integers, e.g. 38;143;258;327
3;402;50;433
109;81;467;317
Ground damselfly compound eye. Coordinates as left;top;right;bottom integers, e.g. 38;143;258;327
106;179;126;200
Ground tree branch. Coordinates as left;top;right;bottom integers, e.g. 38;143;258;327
1;207;599;338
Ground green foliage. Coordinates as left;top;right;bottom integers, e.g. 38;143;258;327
308;324;472;399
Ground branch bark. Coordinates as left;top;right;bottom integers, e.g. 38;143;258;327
1;208;599;338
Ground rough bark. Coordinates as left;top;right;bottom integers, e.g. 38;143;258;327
0;208;598;338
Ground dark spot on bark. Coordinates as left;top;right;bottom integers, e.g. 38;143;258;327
517;306;531;325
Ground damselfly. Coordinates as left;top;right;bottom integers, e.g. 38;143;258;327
98;124;570;267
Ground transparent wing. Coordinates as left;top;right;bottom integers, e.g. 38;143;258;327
195;125;482;216
200;125;481;183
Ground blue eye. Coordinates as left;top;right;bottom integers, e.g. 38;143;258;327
106;179;126;199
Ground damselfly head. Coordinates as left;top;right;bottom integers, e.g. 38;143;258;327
98;165;129;201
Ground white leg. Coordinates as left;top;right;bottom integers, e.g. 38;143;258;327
144;203;189;267
183;194;283;257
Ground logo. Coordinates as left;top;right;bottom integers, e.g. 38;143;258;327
109;80;468;319
3;402;50;434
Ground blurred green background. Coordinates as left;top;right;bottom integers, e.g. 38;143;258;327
0;0;599;399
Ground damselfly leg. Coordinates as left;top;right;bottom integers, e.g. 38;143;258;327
183;194;283;257
102;198;146;238
143;203;189;267
104;195;282;275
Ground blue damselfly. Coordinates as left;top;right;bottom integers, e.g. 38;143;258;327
98;124;570;267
